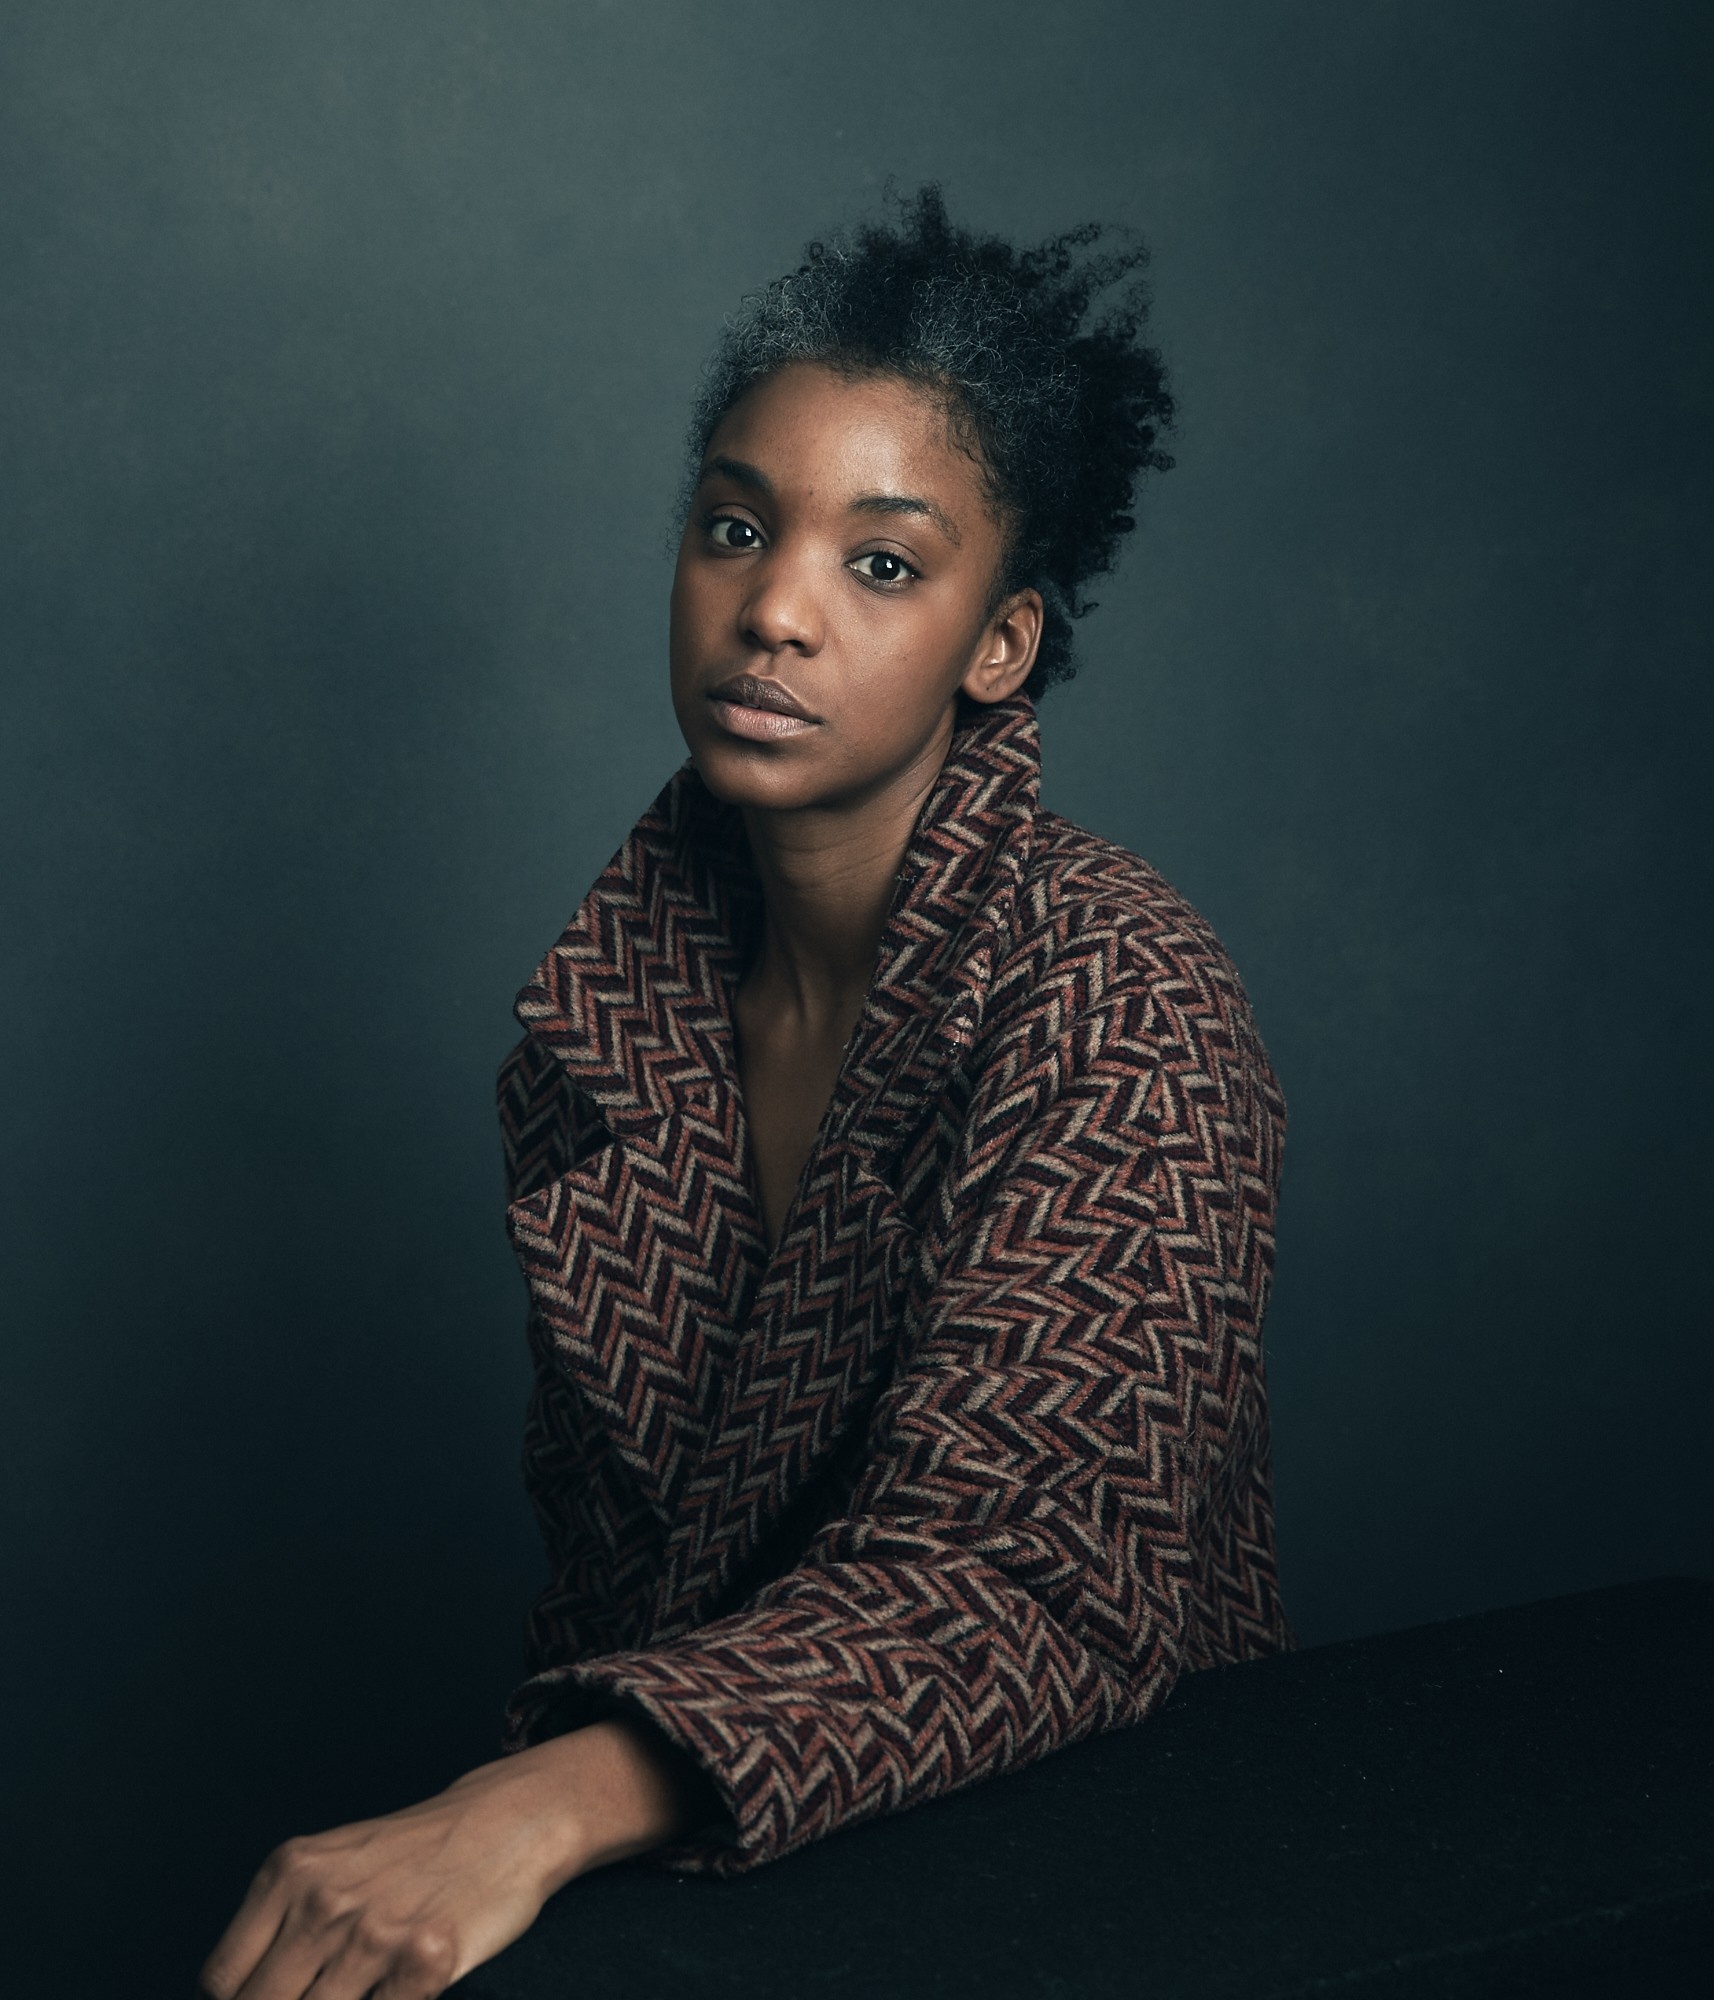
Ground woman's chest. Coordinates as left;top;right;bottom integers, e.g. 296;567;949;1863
734;996;865;1255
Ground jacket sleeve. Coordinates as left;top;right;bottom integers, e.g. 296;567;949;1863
503;941;1287;1874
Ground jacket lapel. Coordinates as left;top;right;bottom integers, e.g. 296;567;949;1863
824;692;1040;1164
512;769;761;1142
506;771;768;1529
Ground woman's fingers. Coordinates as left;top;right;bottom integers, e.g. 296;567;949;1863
286;1910;459;2000
354;1925;461;2000
293;1921;425;2000
198;1841;302;1998
212;1882;451;2000
199;1839;374;2000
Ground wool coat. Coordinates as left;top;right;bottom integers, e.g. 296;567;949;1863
497;692;1291;1875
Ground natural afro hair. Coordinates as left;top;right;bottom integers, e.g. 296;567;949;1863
684;184;1175;699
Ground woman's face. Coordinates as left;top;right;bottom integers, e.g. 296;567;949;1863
669;362;1041;818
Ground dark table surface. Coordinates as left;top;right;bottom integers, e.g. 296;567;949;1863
455;1577;1712;1998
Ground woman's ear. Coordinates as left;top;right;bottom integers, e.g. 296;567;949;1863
960;588;1044;705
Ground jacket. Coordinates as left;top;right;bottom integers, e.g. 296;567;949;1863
497;691;1291;1875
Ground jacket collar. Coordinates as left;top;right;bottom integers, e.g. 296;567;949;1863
514;692;1042;1152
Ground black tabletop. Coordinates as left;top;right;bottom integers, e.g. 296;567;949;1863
456;1578;1712;1998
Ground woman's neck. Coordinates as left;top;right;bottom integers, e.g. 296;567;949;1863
738;744;948;1030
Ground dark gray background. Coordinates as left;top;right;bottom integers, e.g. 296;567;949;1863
3;1;1709;1991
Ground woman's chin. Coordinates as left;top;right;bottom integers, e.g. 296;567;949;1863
690;749;828;814
673;702;809;785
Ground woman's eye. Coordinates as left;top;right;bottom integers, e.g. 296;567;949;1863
708;516;761;551
849;550;917;586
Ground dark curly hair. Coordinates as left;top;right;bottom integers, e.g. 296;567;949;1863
684;184;1175;699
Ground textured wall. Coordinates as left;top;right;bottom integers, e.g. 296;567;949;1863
3;2;1709;1989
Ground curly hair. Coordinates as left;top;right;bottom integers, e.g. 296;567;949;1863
684;184;1175;698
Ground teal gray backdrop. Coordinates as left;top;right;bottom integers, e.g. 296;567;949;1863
3;2;1710;1991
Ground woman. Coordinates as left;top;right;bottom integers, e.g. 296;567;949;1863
203;187;1290;2000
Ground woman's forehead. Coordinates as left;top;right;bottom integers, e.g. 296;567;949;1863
705;365;978;501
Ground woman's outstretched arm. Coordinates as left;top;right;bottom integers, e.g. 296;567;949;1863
198;1715;718;2000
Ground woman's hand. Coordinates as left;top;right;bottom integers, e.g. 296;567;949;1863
199;1717;719;2000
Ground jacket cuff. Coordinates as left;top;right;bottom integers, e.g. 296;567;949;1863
502;1644;936;1876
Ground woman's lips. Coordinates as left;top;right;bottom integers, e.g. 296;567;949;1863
706;673;819;741
710;701;817;741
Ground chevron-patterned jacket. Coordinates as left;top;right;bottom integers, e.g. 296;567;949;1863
497;692;1290;1874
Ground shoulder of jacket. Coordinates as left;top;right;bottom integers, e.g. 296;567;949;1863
1010;811;1243;993
980;811;1285;1134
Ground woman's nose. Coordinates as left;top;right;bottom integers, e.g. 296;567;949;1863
739;548;824;655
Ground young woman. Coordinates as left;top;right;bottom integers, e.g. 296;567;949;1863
203;187;1291;2000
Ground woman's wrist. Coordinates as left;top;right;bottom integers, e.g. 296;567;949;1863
486;1716;721;1892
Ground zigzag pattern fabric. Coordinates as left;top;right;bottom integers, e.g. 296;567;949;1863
498;693;1291;1873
